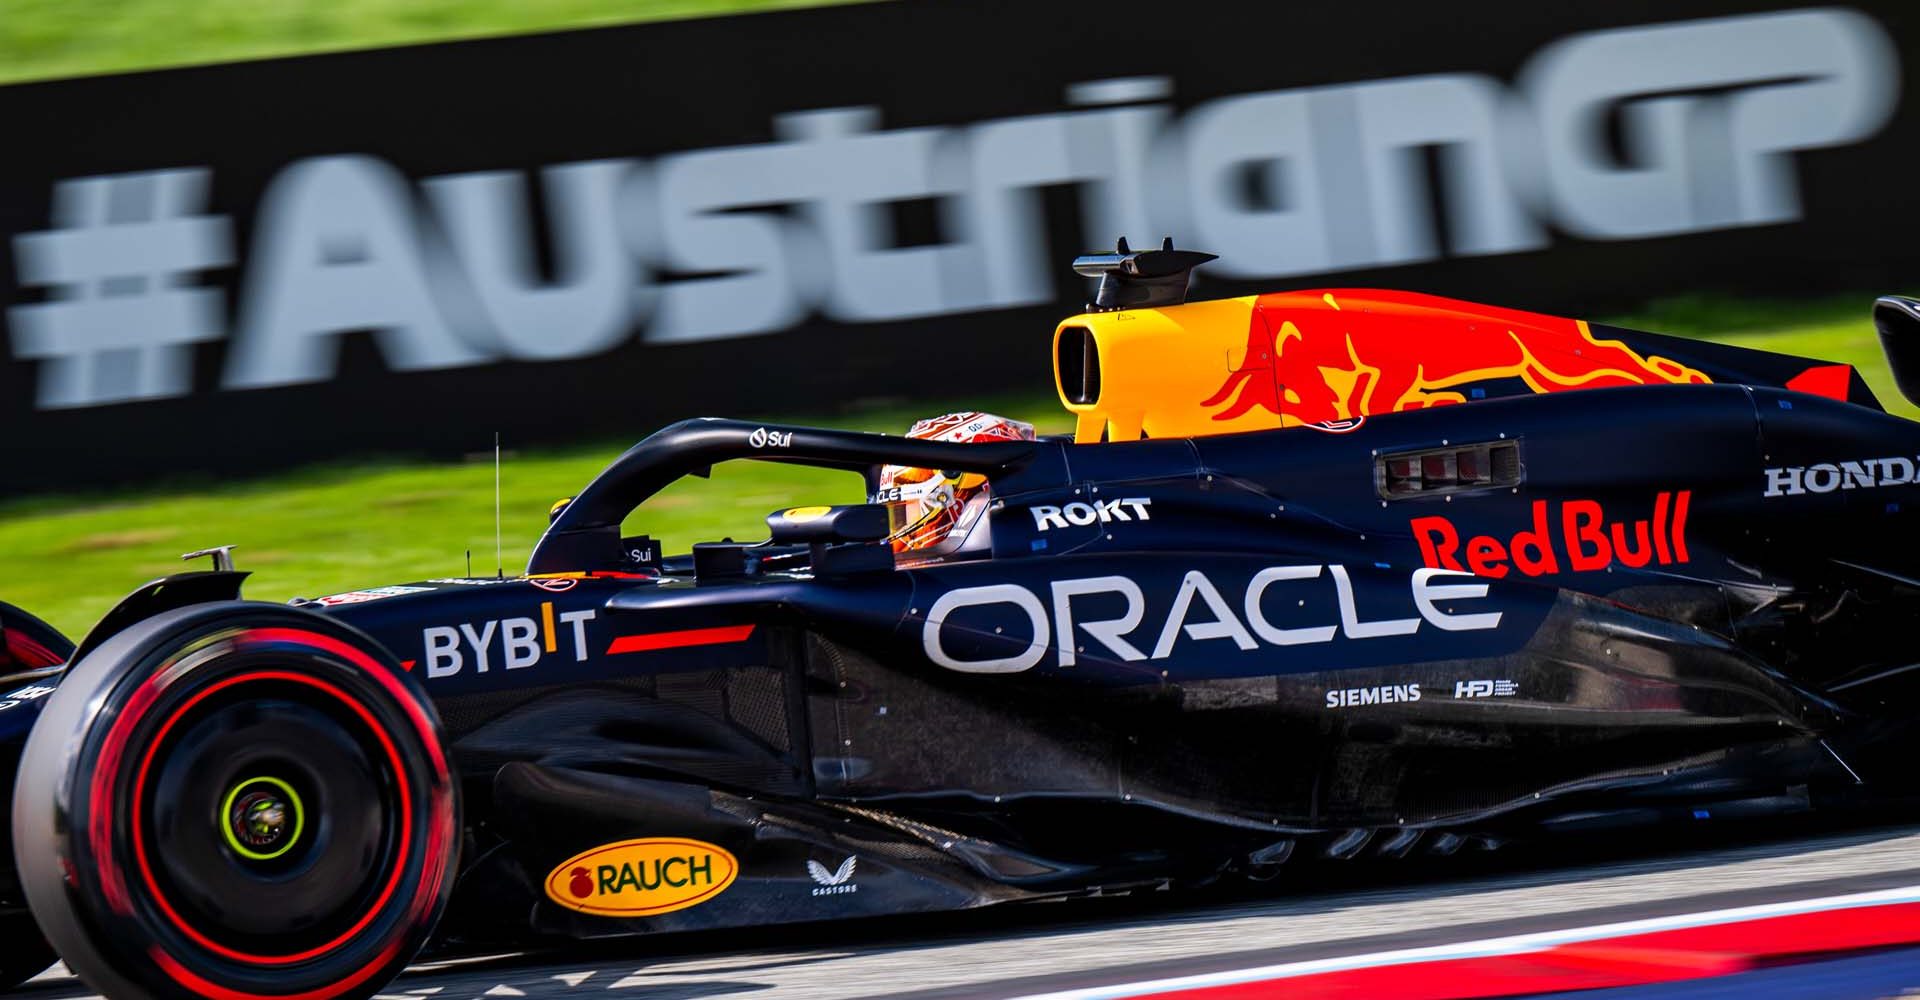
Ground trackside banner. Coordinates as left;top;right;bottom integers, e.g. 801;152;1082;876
2;0;1918;486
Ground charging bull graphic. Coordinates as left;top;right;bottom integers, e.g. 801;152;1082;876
1202;291;1711;425
1054;289;1711;442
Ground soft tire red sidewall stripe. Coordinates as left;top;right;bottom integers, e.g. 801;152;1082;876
128;670;412;965
75;625;453;1000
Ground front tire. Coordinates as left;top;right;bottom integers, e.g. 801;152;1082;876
11;603;457;1000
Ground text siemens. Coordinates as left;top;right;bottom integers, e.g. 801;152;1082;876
922;565;1500;673
1327;684;1420;708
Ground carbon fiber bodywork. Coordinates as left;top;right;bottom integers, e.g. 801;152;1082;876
288;383;1920;942
14;312;1920;952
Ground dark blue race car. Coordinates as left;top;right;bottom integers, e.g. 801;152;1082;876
9;246;1920;1000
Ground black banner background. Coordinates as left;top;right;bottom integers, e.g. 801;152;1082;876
2;0;1917;488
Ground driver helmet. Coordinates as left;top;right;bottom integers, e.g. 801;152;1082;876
878;412;1035;553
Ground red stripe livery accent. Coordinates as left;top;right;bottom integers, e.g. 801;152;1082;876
1138;900;1920;1000
1786;363;1853;401
4;629;64;668
607;624;755;655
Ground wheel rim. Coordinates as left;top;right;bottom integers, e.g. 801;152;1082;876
141;682;399;954
220;776;305;861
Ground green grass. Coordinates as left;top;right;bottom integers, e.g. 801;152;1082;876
0;393;1072;639
0;0;867;86
0;293;1906;641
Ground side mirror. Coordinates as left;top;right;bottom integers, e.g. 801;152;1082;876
765;504;891;546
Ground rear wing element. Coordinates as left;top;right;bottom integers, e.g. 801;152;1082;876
1874;296;1920;409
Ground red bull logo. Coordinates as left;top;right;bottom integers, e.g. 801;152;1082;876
1411;493;1692;579
1202;290;1710;425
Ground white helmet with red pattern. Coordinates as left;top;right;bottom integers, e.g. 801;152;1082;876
877;412;1035;554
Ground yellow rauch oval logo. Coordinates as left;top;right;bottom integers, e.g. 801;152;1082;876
782;505;831;522
544;838;738;917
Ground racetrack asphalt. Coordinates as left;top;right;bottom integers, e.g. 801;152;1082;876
18;819;1920;999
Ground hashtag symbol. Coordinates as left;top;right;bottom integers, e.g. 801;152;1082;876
9;169;233;408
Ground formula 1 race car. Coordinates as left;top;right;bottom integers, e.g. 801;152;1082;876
11;242;1920;999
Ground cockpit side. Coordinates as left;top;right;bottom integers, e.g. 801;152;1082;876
525;418;1057;579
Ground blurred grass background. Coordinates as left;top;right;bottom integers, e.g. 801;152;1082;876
0;0;862;84
0;294;1906;639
